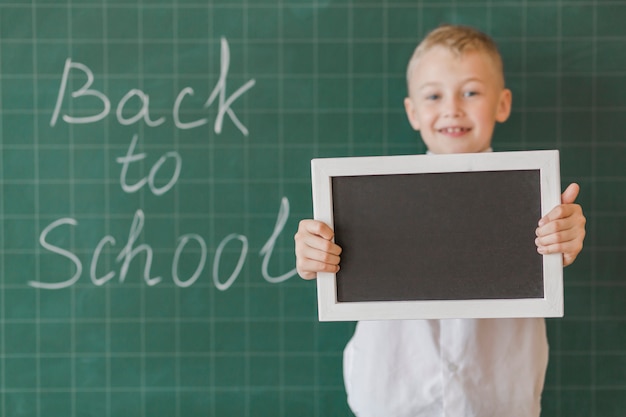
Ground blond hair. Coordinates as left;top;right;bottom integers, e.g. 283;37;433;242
406;24;504;92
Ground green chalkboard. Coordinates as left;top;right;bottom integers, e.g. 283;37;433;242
0;1;624;416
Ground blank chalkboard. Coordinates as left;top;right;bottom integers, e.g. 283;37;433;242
1;1;625;416
333;170;544;302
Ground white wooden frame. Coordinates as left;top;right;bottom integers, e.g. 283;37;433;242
311;150;563;321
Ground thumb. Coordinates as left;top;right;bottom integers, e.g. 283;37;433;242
561;183;580;205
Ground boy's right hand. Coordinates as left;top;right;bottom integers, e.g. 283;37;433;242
294;220;342;280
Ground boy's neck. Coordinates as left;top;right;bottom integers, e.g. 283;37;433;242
426;147;493;155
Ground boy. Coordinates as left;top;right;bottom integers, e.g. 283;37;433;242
294;25;586;417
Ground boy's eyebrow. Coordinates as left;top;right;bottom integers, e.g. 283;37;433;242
416;77;487;91
416;82;441;90
461;77;487;84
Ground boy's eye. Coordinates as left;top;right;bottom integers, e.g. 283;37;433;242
425;94;440;100
463;91;479;97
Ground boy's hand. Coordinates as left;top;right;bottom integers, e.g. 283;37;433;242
294;220;342;280
535;183;586;267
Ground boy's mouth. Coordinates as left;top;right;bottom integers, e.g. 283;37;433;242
438;127;471;134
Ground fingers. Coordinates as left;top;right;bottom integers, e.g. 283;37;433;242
536;205;583;237
536;239;583;266
297;219;335;241
294;220;342;280
535;232;584;259
535;224;581;248
538;202;581;227
561;182;580;205
536;185;586;266
538;183;581;227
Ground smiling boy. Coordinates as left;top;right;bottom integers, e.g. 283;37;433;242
295;25;586;417
403;27;510;155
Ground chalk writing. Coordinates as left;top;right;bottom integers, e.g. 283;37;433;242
30;198;294;290
34;36;298;290
50;37;255;137
205;37;257;136
116;134;182;196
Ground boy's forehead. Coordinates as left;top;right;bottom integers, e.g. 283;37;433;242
408;46;502;88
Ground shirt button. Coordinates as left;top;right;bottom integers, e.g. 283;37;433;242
448;362;458;373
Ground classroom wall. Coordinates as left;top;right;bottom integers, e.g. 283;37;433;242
0;1;624;416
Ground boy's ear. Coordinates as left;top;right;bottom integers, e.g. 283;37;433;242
496;88;513;123
404;97;421;131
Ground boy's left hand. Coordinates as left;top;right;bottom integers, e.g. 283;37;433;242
535;183;586;267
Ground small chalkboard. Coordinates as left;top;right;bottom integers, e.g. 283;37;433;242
311;151;563;321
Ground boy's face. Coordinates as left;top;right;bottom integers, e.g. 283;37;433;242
404;46;512;154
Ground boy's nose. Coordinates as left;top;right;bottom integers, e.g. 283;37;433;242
443;97;463;118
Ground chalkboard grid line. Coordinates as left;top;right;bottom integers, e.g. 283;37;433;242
6;36;626;47
416;1;425;131
0;349;342;358
0;15;5;417
107;5;115;416
590;3;598;416
556;0;564;168
554;2;564;413
0;1;613;7
312;3;321;417
10;35;626;44
2;209;624;226
31;2;43;417
4;259;623;285
0;246;304;256
208;4;217;417
3;174;626;187
0;384;347;393
8;105;626;114
382;2;390;156
68;4;81;417
136;4;146;417
519;0;528;161
347;4;354;158
2;64;626;92
243;2;253;416
2;1;626;9
98;4;113;417
171;5;182;417
278;2;287;415
0;345;347;359
6;307;626;324
0;178;321;188
0;316;323;325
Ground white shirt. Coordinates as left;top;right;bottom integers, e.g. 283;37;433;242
343;318;548;417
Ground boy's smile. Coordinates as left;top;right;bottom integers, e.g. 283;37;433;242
438;126;471;137
404;46;512;154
